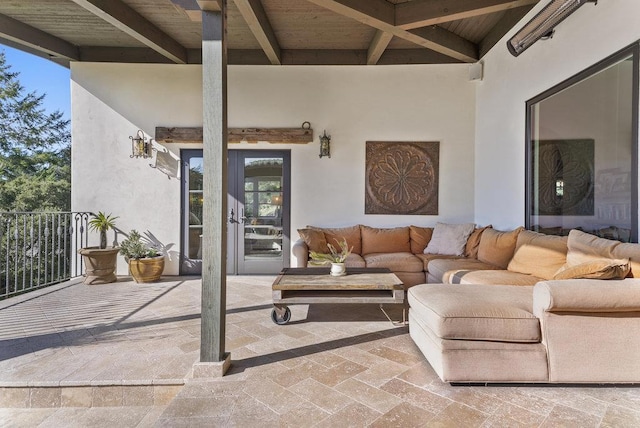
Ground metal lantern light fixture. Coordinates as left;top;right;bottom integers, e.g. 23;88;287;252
319;130;331;158
129;130;153;159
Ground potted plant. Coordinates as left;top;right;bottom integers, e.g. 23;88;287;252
78;212;119;284
119;230;165;283
310;238;352;276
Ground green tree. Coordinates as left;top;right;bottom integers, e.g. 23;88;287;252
0;50;70;212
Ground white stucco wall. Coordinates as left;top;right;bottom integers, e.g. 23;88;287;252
71;63;476;275
475;0;640;229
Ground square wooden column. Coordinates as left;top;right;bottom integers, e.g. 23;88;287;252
196;2;230;376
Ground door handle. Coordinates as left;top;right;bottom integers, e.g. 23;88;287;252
228;209;237;224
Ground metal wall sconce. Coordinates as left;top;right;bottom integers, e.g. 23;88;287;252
129;130;154;159
319;130;331;158
507;0;597;57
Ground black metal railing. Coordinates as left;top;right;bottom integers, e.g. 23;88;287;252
0;212;92;300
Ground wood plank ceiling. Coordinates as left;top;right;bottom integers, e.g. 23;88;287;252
0;0;540;67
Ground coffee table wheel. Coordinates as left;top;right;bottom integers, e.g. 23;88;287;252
271;306;291;325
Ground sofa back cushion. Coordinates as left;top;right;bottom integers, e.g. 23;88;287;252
425;222;475;256
361;226;410;255
310;225;362;255
409;226;433;254
297;228;329;253
507;230;568;280
477;227;524;269
566;229;640;277
464;225;492;259
554;258;630;280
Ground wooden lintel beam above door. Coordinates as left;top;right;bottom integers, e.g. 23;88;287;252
155;127;314;144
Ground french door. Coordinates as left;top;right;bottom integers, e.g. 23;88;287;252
181;149;290;275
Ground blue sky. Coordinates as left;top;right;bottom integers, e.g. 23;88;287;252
1;44;71;120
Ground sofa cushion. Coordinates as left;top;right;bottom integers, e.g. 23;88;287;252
457;270;542;286
297;228;329;253
310;225;362;255
477;227;524;269
566;229;640;277
507;230;568;280
409;226;433;254
361;226;410;255
408;284;540;343
344;253;366;268
428;258;500;284
464;225;492;259
425;222;475;256
415;253;464;272
364;252;423;273
553;258;630;280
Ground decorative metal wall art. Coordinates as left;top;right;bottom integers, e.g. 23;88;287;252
532;139;594;216
365;141;439;215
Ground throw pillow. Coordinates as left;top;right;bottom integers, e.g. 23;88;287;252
464;225;492;259
554;258;631;280
297;228;328;253
507;230;568;280
361;226;410;255
424;222;475;256
409;226;433;254
477;227;524;269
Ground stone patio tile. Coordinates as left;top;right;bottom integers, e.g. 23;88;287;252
369;402;436;428
92;385;123;407
313;402;382;428
380;378;452;414
310;360;368;387
155;416;230;427
277;400;330;427
60;387;92;407
226;392;280;427
484;402;548;427
0;387;29;408
424;382;504;414
242;378;310;414
29;387;61;408
270;360;326;388
539;404;601;427
367;345;424;367
334;378;402;413
353;360;408;388
0;408;58;428
37;406;154;428
600;404;640;427
396;361;440;387
288;378;354;414
160;396;236;419
426;402;489;427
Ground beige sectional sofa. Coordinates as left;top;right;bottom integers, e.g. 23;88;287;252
295;224;640;383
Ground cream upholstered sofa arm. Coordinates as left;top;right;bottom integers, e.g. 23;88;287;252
292;239;309;267
533;279;640;317
532;279;640;383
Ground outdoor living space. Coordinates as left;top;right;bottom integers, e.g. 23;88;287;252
2;275;640;427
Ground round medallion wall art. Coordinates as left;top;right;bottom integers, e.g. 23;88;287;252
365;141;439;215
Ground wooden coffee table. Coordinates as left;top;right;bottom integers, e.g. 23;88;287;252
271;267;404;325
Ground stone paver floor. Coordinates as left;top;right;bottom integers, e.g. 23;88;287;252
1;276;640;427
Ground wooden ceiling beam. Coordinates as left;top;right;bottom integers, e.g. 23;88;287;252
479;4;536;58
0;13;80;61
396;0;539;30
70;0;188;64
307;0;477;62
233;0;281;65
367;31;393;65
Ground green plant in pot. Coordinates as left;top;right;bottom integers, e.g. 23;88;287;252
88;212;118;249
310;238;352;276
78;211;119;284
120;230;165;283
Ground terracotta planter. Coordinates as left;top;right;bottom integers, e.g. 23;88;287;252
78;247;119;284
128;256;165;283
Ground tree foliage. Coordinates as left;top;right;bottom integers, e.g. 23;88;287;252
0;50;70;212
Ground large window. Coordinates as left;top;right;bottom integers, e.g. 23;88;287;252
526;43;639;242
